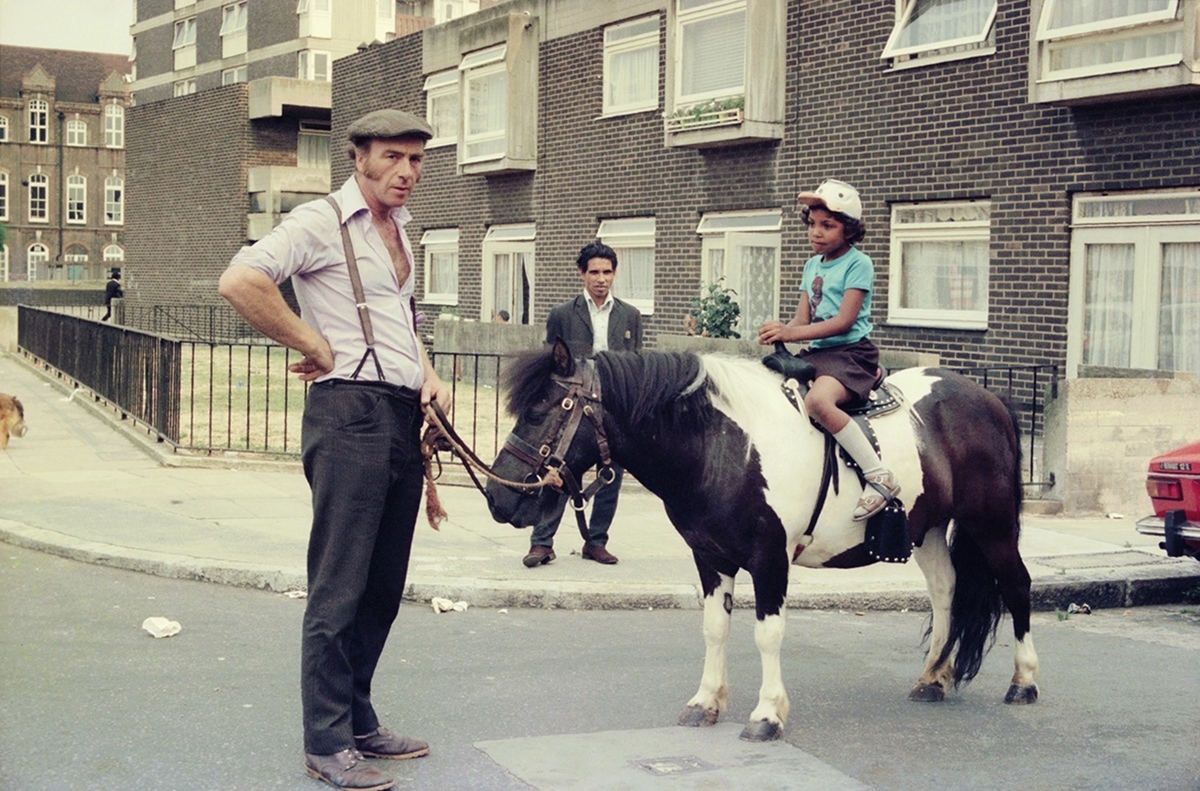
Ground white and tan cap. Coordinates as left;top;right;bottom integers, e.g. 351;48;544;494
796;179;862;220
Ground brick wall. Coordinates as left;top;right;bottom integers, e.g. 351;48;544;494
330;0;1200;372
126;85;256;306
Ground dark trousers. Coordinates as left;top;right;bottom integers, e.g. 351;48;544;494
530;464;624;548
300;380;424;755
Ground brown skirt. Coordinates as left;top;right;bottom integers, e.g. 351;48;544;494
798;338;880;402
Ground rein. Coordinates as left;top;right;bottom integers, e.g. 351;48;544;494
420;360;616;542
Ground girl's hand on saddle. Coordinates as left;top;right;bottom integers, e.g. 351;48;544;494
758;320;799;345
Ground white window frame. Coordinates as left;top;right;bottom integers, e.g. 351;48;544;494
28;242;49;280
420;228;459;305
424;70;459;149
28;173;48;223
673;0;746;108
460;45;508;164
28;99;48;144
696;209;781;334
603;16;660;117
1066;189;1200;377
882;0;997;67
66;119;87;147
0;172;7;222
173;17;197;69
0;245;8;282
173;79;197;97
298;50;331;82
63;246;89;264
221;1;248;57
66;174;87;225
598;217;656;314
103;244;125;263
481;223;535;324
0;115;8;142
222;66;248;85
375;0;396;43
1033;0;1184;83
105;105;124;148
298;0;332;39
105;175;124;225
887;200;992;330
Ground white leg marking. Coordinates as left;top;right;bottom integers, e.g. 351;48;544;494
748;612;790;728
912;525;955;688
1013;632;1039;688
686;573;733;716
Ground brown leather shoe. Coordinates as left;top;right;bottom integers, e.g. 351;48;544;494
581;543;619;564
304;748;394;790
354;728;430;760
523;545;555;567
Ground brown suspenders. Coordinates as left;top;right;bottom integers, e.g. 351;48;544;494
324;195;385;382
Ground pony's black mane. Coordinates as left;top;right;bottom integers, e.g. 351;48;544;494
502;347;707;429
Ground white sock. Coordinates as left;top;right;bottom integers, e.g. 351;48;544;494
833;422;887;479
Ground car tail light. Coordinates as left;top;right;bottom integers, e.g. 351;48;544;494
1145;476;1183;500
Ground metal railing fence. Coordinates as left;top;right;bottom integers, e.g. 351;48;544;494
15;307;1054;485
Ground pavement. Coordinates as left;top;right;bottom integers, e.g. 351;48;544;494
1;350;1197;612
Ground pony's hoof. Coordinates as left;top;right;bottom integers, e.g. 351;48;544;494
908;682;945;702
678;704;719;727
1004;683;1039;704
738;719;782;742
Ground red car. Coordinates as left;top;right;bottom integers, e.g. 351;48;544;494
1136;440;1200;561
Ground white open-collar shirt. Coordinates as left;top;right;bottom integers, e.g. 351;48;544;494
231;175;423;389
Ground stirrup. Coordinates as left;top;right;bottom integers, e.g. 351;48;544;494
853;472;900;521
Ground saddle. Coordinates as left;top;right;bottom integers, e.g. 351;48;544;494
761;342;911;564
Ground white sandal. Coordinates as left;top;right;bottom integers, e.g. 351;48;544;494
853;470;900;521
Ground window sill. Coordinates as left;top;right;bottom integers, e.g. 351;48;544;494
459;156;536;176
1030;63;1200;105
885;46;995;72
884;316;988;331
422;296;458;306
663;117;783;150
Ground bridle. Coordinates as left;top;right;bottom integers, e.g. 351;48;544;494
422;359;616;543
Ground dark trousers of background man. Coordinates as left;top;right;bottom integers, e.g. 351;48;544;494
299;380;424;755
529;464;624;548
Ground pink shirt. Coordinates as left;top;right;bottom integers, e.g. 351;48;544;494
231;175;423;388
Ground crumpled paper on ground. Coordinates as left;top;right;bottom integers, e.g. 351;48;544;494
430;597;468;613
142;616;182;638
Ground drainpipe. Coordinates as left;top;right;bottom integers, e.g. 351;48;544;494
56;111;65;280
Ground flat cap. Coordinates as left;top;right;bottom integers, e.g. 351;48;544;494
346;108;433;143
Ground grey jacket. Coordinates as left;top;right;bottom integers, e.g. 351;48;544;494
545;294;643;358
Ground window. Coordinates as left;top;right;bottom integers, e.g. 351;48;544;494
0;172;7;221
460;45;507;164
173;17;197;68
221;2;248;57
421;228;459;305
599;217;656;314
173;79;197;97
28;99;48;144
105;105;124;148
604;16;660;115
28;243;49;281
66;175;87;224
298;50;331;82
298;120;330;169
66;119;87;146
1067;189;1200;378
105;176;124;225
297;0;332;38
887;201;991;330
424;70;459;148
696;209;781;333
28;173;48;222
222;66;248;85
0;115;7;142
882;0;997;66
0;245;7;282
104;244;124;262
63;246;89;263
481;223;535;324
375;0;395;43
675;0;744;107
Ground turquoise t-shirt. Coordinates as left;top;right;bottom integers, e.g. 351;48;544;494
799;247;873;349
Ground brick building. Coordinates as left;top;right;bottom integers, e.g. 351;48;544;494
0;46;130;282
320;0;1198;379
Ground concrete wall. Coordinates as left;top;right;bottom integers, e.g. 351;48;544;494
1043;376;1200;517
0;307;16;353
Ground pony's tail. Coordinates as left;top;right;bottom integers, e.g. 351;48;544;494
938;529;1005;687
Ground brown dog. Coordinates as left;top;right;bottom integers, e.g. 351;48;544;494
0;393;28;449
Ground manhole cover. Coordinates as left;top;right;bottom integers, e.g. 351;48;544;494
633;755;716;776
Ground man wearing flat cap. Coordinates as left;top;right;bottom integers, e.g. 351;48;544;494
220;108;448;791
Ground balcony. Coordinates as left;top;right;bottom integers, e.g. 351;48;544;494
246;166;329;240
247;77;331;119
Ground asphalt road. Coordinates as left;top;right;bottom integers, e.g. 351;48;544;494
2;544;1198;791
